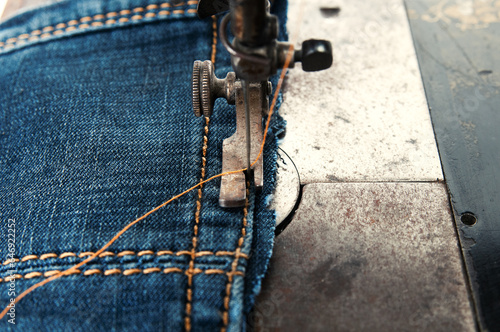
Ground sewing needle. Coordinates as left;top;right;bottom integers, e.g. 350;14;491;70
242;80;251;173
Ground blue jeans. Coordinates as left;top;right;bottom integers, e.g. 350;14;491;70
0;0;287;330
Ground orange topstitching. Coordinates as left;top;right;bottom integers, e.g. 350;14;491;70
0;1;199;49
221;183;250;332
0;267;245;283
184;14;218;331
1;249;249;266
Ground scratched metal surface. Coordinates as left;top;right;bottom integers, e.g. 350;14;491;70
405;1;500;330
252;183;475;331
279;0;443;183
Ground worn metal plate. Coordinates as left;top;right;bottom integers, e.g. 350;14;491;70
280;0;443;183
405;1;500;330
268;148;300;226
252;183;475;331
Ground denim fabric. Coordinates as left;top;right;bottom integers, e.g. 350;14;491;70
0;0;287;330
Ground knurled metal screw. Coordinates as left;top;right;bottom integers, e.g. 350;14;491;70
192;60;235;117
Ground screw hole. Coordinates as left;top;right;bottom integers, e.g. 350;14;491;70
461;212;477;226
320;7;341;18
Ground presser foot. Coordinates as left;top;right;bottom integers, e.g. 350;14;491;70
219;80;269;208
191;60;271;208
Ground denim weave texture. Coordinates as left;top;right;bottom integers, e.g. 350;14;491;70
0;0;287;330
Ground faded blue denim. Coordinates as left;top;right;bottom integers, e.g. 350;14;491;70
0;0;287;330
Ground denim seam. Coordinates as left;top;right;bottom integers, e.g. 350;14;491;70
184;115;211;332
2;250;249;266
184;16;218;331
221;183;250;332
1;267;245;283
0;0;198;52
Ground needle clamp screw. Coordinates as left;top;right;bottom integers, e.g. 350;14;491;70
192;60;236;117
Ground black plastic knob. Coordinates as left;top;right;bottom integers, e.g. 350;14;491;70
294;39;333;72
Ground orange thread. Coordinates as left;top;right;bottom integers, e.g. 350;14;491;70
99;251;115;258
0;268;238;282
0;2;199;50
143;267;161;274
4;275;22;282
137;250;155;256
221;183;249;332
2;249;247;265
83;269;102;276
23;272;43;280
157;250;174;256
39;253;57;260
2;258;18;265
116;250;136;257
44;271;61;277
185;116;211;332
183;17;218;330
123;268;142;276
211;16;218;63
104;269;121;276
59;252;77;259
21;255;38;262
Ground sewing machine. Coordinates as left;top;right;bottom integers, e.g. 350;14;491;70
189;0;498;331
192;0;332;208
3;0;499;330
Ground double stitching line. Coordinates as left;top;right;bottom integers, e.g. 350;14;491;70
221;183;250;332
1;250;249;266
0;1;198;50
184;16;218;331
184;116;210;332
0;267;245;283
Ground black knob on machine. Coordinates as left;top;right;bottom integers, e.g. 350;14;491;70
294;39;333;72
